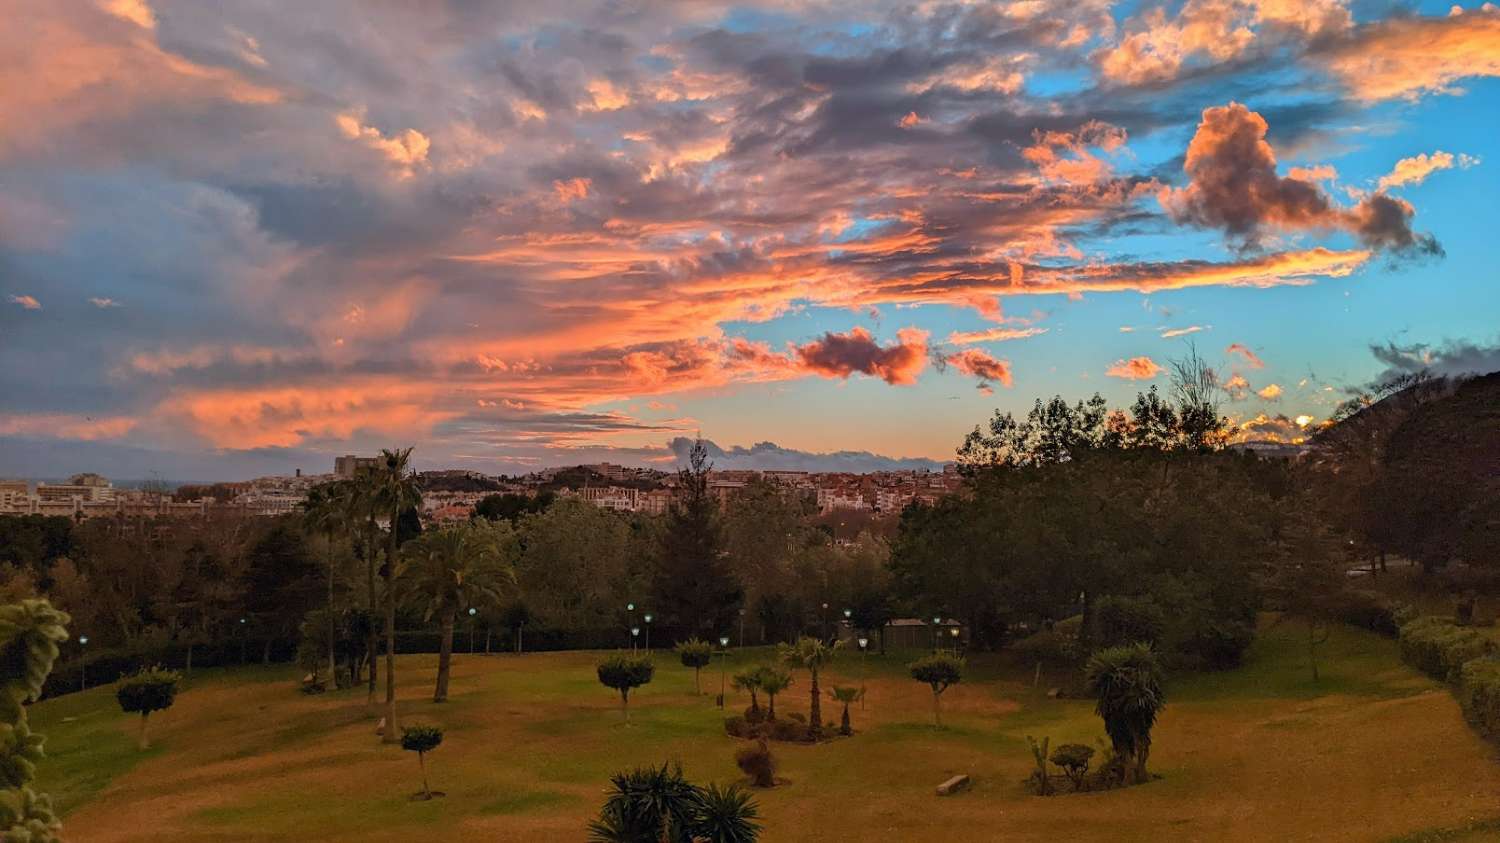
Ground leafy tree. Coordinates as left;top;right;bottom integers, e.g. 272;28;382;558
116;666;180;750
587;763;760;843
752;666;791;721
908;654;963;727
1049;743;1095;791
778;637;838;738
0;598;70;842
653;440;742;636
1093;595;1166;650
400;725;444;800
598;654;655;723
399;521;517;701
371;447;422;743
474;491;556;524
1086;644;1165;785
828;686;862;736
242;522;320;664
676;638;714;695
517;498;632;630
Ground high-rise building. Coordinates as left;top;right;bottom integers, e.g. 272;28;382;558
334;455;380;477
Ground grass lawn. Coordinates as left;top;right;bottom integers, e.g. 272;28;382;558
30;620;1500;842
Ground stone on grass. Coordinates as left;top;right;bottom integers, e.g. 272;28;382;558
936;774;970;796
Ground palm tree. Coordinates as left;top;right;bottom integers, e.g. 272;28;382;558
372;447;422;743
752;666;791;721
828;686;862;736
777;637;840;738
400;520;516;702
731;668;762;718
338;469;382;703
1086;643;1166;785
301;482;350;686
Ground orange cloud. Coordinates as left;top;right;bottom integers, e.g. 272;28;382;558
1160;325;1207;338
1377;150;1479;190
945;349;1014;388
1106;356;1163;380
1322;6;1500;102
1256;383;1283;399
553;177;592;203
8;294;40;310
335;110;429;176
794;327;929;386
1226;342;1264;368
946;326;1047;345
0;413;136;440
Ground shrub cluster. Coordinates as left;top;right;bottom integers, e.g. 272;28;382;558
1459;658;1500;741
724;714;814;743
1332;589;1401;637
1398;617;1495;682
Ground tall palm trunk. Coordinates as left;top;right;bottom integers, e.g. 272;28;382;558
434;608;455;703
809;668;822;738
382;501;400;744
365;517;378;705
326;533;338;688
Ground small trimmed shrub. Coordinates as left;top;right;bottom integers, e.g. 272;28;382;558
768;718;812;743
401;725;444;800
908;654;963;727
115;666;181;750
1050;743;1095;791
1094;595;1166;649
1333;590;1400;637
676;638;715;695
597;654;655;723
735;739;777;787
1458;657;1500;741
1399;617;1495;682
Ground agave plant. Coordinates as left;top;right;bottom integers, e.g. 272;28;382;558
587;763;762;843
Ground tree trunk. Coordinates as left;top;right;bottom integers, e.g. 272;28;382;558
1308;622;1320;682
185;642;194;675
809;668;822;738
621;690;630;724
768;694;776;721
933;691;942;727
434;610;455;703
262;636;272;666
840;705;850;736
694;666;702;695
327;534;338;688
383;503;400;743
366;519;378;706
138;713;150;750
419;751;431;799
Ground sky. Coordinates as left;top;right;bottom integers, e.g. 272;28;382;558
2;0;1499;480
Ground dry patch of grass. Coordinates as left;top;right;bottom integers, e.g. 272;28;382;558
32;623;1500;842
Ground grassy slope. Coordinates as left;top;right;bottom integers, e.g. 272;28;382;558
31;622;1500;842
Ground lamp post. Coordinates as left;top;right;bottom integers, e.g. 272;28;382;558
950;626;961;655
821;602;830;641
842;608;852;642
857;636;868;709
78;635;89;692
468;607;478;655
626;601;635;650
717;635;730;708
931;615;941;653
643;613;653;652
239;617;247;664
738;607;746;648
631;626;640;654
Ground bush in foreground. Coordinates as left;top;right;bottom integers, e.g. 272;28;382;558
588;762;761;842
598;654;655;723
1085;644;1164;786
115;666;181;750
1;598;70;843
1459;658;1500;741
1399;617;1495;682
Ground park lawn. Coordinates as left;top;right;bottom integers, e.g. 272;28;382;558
30;621;1500;843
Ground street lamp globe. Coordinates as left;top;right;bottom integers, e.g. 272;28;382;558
931;615;941;625
843;608;852;619
79;635;89;645
719;636;730;648
644;613;653;624
468;607;477;617
627;602;635;611
857;637;868;650
950;628;960;638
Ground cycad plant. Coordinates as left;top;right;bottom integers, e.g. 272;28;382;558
1085;643;1165;785
752;666;791;721
828;686;863;736
731;668;762;718
587;763;761;843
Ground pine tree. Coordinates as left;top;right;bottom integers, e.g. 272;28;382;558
0;599;71;842
652;440;742;636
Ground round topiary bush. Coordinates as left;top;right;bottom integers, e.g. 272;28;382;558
676;638;714;695
597;654;655;723
401;725;445;800
908;654;963;727
1049;743;1096;791
115;666;181;750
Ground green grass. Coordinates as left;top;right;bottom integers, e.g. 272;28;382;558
28;622;1500;842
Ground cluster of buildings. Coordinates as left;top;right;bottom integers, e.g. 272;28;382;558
0;458;963;523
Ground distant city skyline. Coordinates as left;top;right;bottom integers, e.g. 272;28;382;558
3;1;1498;481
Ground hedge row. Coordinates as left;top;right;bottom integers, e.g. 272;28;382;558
1397;615;1500;744
1458;657;1500;741
41;625;686;699
1397;616;1495;683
